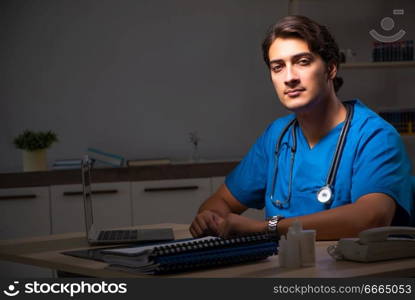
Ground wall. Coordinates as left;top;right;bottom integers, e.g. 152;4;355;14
1;0;414;173
0;0;290;172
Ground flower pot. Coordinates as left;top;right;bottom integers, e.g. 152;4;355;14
22;149;48;172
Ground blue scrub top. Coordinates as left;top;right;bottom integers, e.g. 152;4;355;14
225;99;414;225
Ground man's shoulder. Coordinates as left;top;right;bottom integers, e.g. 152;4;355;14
266;113;296;133
351;99;401;144
352;99;398;134
254;114;296;148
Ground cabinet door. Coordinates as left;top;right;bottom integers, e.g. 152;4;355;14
132;178;211;225
210;176;225;194
50;182;131;234
402;136;415;171
0;187;52;278
210;176;264;221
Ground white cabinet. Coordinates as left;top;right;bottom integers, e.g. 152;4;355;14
50;182;131;234
210;176;264;221
210;176;225;194
132;178;211;225
0;187;51;239
0;187;52;278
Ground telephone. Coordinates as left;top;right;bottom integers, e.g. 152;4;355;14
328;226;415;262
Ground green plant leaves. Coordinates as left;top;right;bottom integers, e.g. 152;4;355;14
13;130;58;151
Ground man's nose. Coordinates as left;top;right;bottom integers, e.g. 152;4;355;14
284;66;300;87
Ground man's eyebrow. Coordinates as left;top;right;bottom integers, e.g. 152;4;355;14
269;52;314;65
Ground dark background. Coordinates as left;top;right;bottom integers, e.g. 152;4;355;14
1;0;414;172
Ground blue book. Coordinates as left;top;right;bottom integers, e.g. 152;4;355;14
87;148;125;167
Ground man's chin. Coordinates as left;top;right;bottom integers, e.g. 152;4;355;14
281;97;313;113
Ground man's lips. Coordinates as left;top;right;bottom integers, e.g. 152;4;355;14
285;88;305;97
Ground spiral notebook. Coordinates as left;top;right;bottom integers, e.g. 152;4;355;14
101;232;278;274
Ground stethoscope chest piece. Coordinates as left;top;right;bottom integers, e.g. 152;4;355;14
316;185;333;204
275;199;286;208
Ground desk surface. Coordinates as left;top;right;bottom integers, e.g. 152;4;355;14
1;224;415;278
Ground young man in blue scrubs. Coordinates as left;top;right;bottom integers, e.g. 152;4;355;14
190;16;414;240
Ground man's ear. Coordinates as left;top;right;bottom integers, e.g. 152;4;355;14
327;62;337;80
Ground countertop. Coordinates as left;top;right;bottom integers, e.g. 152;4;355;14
0;161;239;188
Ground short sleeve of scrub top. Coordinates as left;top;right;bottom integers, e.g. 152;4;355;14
350;116;413;225
225;116;294;210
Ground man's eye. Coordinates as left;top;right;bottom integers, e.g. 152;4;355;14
271;65;283;72
298;59;311;65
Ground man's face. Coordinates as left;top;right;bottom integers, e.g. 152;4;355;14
268;37;334;113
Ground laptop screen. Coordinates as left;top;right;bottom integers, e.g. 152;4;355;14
81;156;94;235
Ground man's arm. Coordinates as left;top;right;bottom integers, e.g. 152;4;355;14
198;184;247;217
189;184;250;237
278;193;396;240
191;181;397;239
216;192;397;240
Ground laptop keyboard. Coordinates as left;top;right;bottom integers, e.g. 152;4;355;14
97;230;138;241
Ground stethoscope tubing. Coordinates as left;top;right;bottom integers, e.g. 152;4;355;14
269;118;296;207
326;102;354;187
270;101;354;208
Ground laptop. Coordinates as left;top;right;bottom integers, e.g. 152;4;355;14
81;156;174;245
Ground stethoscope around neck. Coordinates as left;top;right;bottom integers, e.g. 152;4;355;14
269;102;354;208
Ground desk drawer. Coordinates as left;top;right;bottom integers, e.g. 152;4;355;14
50;182;131;234
0;187;52;278
0;187;51;239
132;178;211;225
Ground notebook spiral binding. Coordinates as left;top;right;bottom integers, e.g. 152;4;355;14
151;232;273;257
147;232;278;274
153;242;277;274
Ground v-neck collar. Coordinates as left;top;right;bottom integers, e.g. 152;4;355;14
296;120;345;151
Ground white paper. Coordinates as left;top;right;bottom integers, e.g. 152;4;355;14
102;236;217;256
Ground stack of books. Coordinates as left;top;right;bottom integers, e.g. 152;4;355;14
87;148;125;167
100;232;278;274
379;109;415;135
127;158;171;167
52;159;83;170
372;40;414;62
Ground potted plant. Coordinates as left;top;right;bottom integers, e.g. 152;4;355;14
188;131;201;162
13;130;58;172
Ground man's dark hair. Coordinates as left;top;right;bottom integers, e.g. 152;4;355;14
262;15;343;93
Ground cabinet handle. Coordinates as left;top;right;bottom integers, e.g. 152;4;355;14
0;194;37;200
144;186;199;192
63;189;119;196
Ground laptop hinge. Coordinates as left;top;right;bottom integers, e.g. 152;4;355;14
88;224;99;241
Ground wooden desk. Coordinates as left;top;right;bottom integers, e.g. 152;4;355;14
1;224;415;278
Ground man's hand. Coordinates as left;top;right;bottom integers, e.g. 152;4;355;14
190;211;268;238
189;210;224;237
217;213;267;238
189;184;252;237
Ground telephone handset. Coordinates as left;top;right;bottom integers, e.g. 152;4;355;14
328;226;415;262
